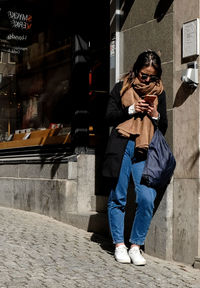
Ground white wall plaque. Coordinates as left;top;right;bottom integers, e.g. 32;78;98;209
183;18;199;58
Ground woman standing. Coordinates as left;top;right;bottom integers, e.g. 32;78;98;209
103;50;168;265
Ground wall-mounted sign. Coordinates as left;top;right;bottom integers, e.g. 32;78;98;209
182;18;199;58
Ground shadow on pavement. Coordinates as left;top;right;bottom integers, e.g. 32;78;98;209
90;233;114;255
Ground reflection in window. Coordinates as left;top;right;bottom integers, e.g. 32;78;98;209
0;0;73;143
0;52;3;63
8;53;16;64
0;0;109;148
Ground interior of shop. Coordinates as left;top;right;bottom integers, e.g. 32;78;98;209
0;0;109;150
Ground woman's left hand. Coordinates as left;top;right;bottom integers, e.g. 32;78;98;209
147;104;159;118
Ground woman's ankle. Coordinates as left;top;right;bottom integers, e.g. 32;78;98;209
115;243;125;247
130;244;140;249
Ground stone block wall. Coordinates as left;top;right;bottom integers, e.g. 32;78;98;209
0;161;78;219
119;0;174;260
0;154;107;234
173;0;200;265
118;0;200;265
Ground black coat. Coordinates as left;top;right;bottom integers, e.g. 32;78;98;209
102;81;168;178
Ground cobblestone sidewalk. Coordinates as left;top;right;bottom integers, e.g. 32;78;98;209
0;207;199;288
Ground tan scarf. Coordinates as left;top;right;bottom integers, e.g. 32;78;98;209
116;77;163;151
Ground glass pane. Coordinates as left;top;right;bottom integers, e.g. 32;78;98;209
0;0;109;147
0;0;72;142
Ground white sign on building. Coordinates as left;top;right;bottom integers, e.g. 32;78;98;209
182;18;199;58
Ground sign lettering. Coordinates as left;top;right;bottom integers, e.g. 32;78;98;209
8;10;32;30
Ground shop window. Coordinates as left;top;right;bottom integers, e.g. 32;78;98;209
0;0;109;150
0;52;3;63
0;0;73;148
8;53;16;64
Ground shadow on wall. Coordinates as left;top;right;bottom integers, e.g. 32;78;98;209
120;0;136;29
173;82;196;109
120;0;174;29
39;153;62;179
154;0;174;22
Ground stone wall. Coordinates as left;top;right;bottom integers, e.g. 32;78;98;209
119;0;174;260
173;0;200;265
0;154;109;235
0;161;78;217
119;0;200;265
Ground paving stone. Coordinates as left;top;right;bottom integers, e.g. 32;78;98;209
0;207;200;288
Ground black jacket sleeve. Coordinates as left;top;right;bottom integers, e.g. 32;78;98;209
157;90;168;135
104;82;128;127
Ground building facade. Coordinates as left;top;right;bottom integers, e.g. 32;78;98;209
0;0;110;247
0;0;200;267
110;0;200;267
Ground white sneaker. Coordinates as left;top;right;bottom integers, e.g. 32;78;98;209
114;245;131;263
129;246;146;266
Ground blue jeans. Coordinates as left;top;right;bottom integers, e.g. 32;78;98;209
107;139;156;245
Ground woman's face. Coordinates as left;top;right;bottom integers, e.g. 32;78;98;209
138;66;158;84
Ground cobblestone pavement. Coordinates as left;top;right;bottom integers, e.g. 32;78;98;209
0;207;200;288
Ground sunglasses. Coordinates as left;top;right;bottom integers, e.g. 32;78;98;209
140;72;159;82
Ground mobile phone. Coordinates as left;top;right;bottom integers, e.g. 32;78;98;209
143;95;157;104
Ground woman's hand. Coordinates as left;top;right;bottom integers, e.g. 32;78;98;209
147;103;159;118
135;99;149;113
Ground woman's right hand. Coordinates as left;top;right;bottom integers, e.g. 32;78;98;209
135;99;149;113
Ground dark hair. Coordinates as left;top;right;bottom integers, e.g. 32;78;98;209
133;50;162;79
120;50;162;96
